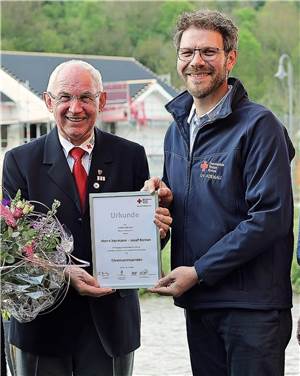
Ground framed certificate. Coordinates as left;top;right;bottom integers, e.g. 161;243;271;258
89;191;161;289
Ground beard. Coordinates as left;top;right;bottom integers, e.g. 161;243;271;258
183;61;228;99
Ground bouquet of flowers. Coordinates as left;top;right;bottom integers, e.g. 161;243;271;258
0;190;78;323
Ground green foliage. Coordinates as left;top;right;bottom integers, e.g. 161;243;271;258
233;27;264;100
154;1;194;40
291;259;300;293
233;7;257;29
1;0;299;120
253;1;300;112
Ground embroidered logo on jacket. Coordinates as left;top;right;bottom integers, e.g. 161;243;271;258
200;161;224;181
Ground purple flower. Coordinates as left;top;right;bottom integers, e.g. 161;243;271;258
1;198;11;207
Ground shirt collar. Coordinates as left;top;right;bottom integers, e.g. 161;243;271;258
58;132;95;157
187;85;233;125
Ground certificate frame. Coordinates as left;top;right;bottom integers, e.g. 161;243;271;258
89;191;161;289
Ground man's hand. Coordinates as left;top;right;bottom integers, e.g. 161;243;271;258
143;177;173;208
65;266;115;297
155;206;172;239
149;266;199;298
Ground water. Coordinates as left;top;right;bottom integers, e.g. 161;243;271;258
133;294;300;376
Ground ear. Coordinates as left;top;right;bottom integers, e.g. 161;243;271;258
43;92;54;112
99;92;107;112
226;50;237;73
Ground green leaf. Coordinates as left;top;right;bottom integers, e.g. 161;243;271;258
5;254;15;264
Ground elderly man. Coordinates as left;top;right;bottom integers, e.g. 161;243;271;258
3;60;171;376
144;10;294;376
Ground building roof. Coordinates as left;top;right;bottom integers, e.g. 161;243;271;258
0;91;14;103
1;51;178;99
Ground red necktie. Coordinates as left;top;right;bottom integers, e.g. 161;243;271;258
70;147;87;211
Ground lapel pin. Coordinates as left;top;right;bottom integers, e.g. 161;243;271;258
98;169;103;175
93;182;100;189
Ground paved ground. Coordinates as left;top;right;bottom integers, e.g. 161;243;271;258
5;294;300;375
133;294;300;376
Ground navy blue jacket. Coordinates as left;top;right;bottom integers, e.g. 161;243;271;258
3;127;149;357
164;78;295;310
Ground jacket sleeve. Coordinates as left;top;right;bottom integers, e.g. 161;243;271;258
2;149;29;200
133;145;149;190
195;111;294;285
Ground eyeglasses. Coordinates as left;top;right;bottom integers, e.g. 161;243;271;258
46;91;102;105
177;47;224;62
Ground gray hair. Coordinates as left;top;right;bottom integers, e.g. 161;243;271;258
47;60;103;92
174;10;238;52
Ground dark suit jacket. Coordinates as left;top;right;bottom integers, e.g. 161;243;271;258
2;127;149;357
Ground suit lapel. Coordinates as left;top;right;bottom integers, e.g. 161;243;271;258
87;129;114;200
43;128;80;211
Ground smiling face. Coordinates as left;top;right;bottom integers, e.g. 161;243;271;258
44;64;106;146
177;27;236;105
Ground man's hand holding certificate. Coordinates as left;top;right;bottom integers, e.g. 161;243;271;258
90;192;172;289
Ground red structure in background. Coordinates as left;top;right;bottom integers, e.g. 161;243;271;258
100;81;147;126
101;82;130;122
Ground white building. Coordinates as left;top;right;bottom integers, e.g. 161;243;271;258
1;51;178;176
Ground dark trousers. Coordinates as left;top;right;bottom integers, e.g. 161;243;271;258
1;318;7;376
10;313;134;376
186;308;292;376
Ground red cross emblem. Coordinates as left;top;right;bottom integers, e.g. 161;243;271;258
137;198;142;204
200;161;209;172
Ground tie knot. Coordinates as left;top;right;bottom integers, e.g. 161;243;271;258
70;147;85;161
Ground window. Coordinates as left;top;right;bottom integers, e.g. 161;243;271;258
1;124;8;148
23;123;51;143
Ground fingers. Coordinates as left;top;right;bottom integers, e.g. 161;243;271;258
155;220;170;239
142;177;162;193
66;266;116;297
153;274;174;288
77;277;116;297
148;286;174;296
142;178;173;207
154;207;172;239
148;267;199;298
155;207;172;224
157;187;173;207
148;276;177;296
157;187;172;199
149;282;182;298
82;270;100;287
148;274;176;296
78;285;115;298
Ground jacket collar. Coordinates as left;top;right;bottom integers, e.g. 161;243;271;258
43;128;79;210
165;77;248;126
42;127;114;214
87;128;114;195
